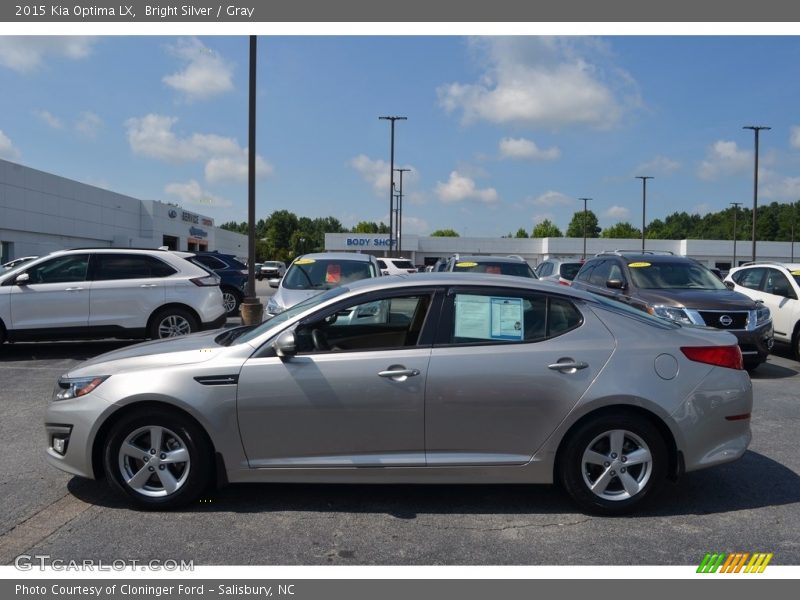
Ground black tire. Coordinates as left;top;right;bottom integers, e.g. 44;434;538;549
103;409;212;510
221;287;243;317
793;325;800;362
558;412;667;516
744;359;762;373
148;307;199;339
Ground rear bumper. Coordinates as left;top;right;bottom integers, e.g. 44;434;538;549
201;313;228;331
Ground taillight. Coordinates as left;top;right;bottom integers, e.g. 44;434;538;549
558;280;570;286
190;275;220;286
681;345;743;370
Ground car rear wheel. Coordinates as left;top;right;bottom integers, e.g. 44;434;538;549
148;308;198;339
221;287;242;316
103;410;212;509
558;413;667;516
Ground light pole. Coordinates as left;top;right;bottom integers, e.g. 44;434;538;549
379;116;407;256
792;201;797;263
743;125;770;262
394;168;410;255
730;202;741;268
635;176;653;251
578;197;591;259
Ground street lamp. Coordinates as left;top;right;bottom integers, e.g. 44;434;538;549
743;125;771;262
578;197;591;259
379;116;407;256
394;168;410;255
730;202;742;268
792;201;797;263
635;176;653;251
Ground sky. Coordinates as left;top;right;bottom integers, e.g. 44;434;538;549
1;34;800;237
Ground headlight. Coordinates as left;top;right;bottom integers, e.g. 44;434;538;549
54;376;109;401
266;297;284;315
649;305;693;325
755;305;771;325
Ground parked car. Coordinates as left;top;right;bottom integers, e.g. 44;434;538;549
44;272;752;514
258;261;287;281
444;254;537;278
0;248;226;344
186;251;248;316
535;258;584;286
570;251;773;370
266;252;379;316
377;257;418;275
2;256;38;271
726;261;800;360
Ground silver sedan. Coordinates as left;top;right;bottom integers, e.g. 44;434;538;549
45;273;752;515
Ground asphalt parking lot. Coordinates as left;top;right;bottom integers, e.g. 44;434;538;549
0;287;799;566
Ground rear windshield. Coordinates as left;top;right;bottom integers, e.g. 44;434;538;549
628;261;727;290
283;258;375;290
453;261;535;278
391;260;415;269
559;263;582;280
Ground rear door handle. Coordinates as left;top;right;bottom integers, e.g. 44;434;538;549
140;284;158;288
378;368;421;380
548;360;589;373
65;287;85;292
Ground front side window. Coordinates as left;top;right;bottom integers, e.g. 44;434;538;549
295;294;432;353
764;269;796;299
732;267;765;290
283;258;375;290
447;291;582;345
25;255;89;284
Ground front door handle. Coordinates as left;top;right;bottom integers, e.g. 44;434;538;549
140;284;158;288
548;360;589;373
65;287;85;292
378;367;421;381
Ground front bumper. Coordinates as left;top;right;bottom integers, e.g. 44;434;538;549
730;322;774;366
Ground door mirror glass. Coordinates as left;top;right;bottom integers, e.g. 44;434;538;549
273;330;297;358
724;280;735;290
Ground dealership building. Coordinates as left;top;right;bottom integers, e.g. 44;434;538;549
0;158;247;264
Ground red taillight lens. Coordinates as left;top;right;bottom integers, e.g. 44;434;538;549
190;275;220;286
681;345;743;370
558;280;571;286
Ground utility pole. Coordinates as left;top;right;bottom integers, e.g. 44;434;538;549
379;116;407;256
743;125;771;262
394;168;410;255
730;202;742;268
635;176;653;251
578;197;591;259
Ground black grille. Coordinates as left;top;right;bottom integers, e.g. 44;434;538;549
697;311;749;330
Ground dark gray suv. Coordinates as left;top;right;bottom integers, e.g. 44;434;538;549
571;251;773;370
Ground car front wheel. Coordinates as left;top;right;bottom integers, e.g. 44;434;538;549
558;413;667;516
103;410;212;509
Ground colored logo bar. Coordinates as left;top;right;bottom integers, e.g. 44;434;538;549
697;552;773;573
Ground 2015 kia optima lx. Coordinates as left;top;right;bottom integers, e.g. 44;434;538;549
45;273;753;515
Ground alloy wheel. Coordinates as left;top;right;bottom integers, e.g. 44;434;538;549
117;425;190;498
581;429;653;502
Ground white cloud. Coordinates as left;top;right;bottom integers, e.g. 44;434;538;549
697;140;751;181
533;213;556;224
0;37;94;73
435;171;498;205
164;180;231;208
499;137;560;161
162;38;234;101
692;203;712;216
790;126;800;149
401;216;429;235
75;111;102;139
530;190;573;207
0;130;21;160
34;110;63;129
635;155;680;176
126;114;272;183
349;154;418;197
761;170;800;200
438;37;638;129
606;205;631;220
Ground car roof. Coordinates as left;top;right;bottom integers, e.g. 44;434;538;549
452;255;528;263
587;253;689;264
292;252;376;263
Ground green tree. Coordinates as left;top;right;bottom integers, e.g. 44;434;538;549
601;221;642;239
430;228;460;237
352;221;389;234
532;219;563;238
513;228;529;238
219;221;248;234
565;210;600;238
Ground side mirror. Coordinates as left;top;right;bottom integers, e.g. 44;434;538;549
724;280;735;290
14;273;30;285
606;278;626;290
273;330;297;359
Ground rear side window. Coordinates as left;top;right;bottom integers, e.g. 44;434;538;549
93;254;177;280
193;255;228;270
559;262;582;280
446;291;582;345
732;267;766;290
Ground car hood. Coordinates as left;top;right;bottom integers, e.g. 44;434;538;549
636;288;758;309
67;330;228;376
274;287;325;310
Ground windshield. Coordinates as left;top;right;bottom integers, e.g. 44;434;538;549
589;294;680;330
628;261;727;290
231;286;350;345
282;258;375;290
453;261;535;278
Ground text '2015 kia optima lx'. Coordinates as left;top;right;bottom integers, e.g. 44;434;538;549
45;273;752;515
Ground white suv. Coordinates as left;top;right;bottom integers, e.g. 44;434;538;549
726;261;800;359
0;248;227;344
377;257;418;275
